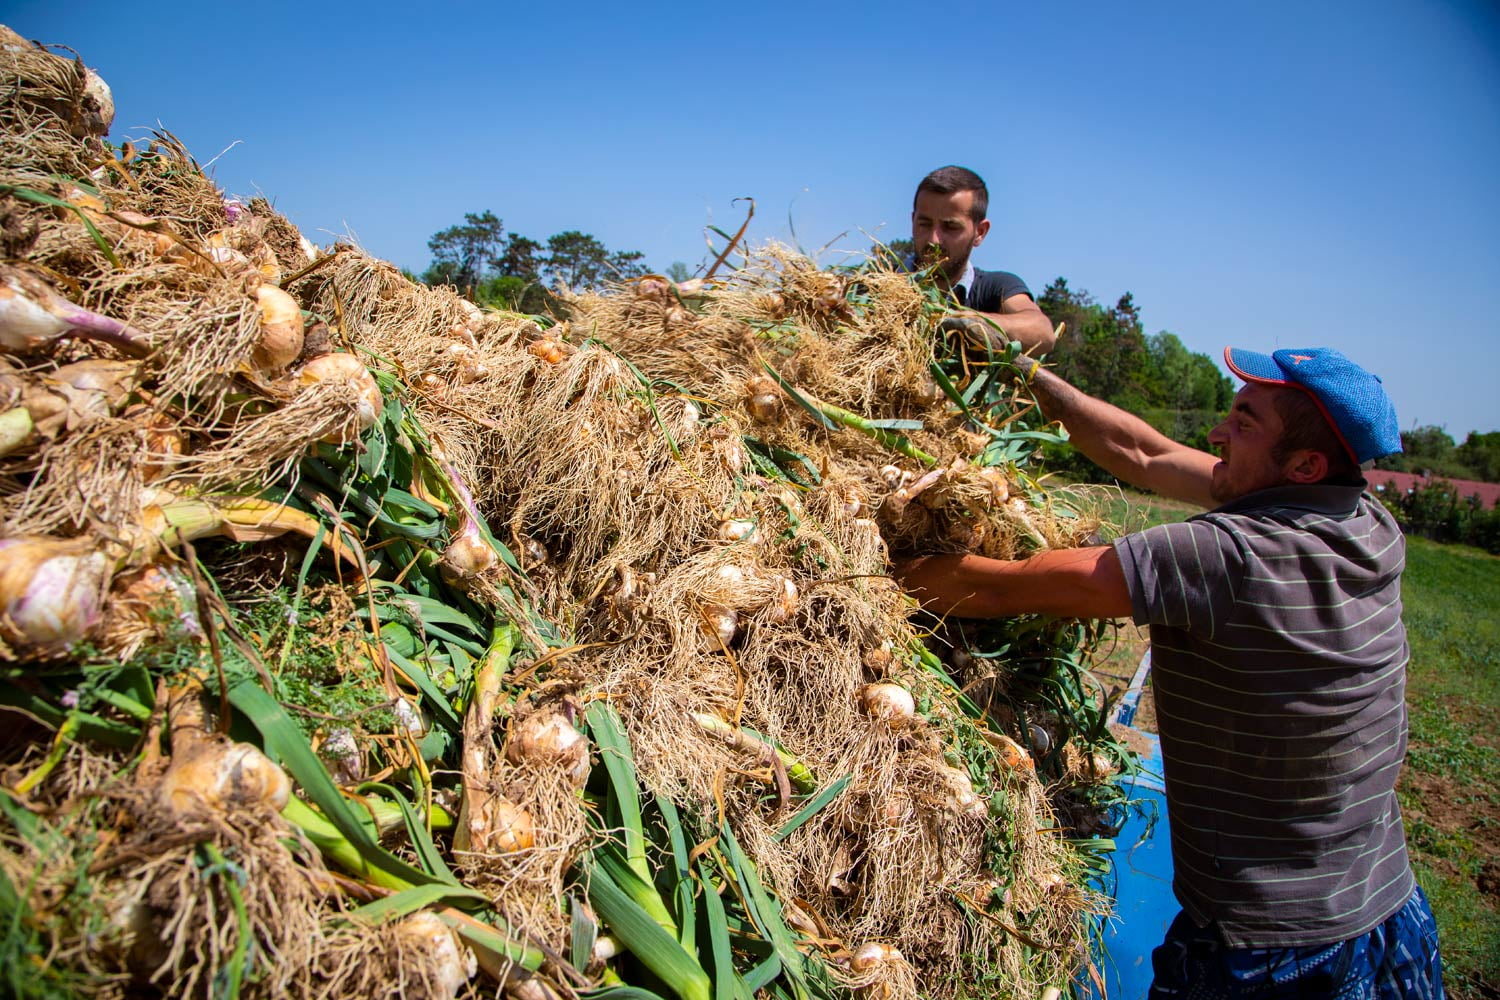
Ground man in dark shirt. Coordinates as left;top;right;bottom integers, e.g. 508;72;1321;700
908;165;1056;354
898;347;1444;998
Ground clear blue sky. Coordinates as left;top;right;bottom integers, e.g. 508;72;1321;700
8;1;1499;438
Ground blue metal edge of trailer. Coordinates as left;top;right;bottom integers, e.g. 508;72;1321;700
1080;650;1177;1000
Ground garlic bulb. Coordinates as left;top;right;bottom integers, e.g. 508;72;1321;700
862;641;894;673
746;394;780;422
124;403;187;482
490;797;536;852
159;741;292;817
850;942;904;972
439;519;497;584
395;912;476;1000
605;565;654;619
874;794;914;828
676;398;701;437
712;564;748;593
445;342;489;383
860;683;916;723
699;603;739;647
518;535;549;569
937;764;987;818
1028;723;1053;755
507;710;590;786
253;284;304;373
756;291;786;316
976;466;1010;504
709;426;747;474
297;352;382;444
82;68;115;135
527;339;568;364
717;519;757;544
634;276;670;301
0;537;109;655
0;265;148;355
837;482;866;518
984;730;1034;771
744;375;782;423
765;575;798;624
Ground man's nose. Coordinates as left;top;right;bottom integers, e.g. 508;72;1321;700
1207;422;1228;448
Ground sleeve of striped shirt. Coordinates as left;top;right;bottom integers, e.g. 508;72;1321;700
1112;520;1245;638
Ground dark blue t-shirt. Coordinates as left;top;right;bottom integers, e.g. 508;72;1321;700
957;267;1033;312
899;255;1033;313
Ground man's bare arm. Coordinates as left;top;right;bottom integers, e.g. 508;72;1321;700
947;293;1058;354
896;547;1133;620
1028;367;1219;507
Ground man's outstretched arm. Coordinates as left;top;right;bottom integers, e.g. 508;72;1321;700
896;546;1133;621
1027;367;1219;508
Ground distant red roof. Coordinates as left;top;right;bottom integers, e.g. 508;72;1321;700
1365;469;1500;509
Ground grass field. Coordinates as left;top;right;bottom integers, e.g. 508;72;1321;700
1092;488;1500;997
1397;537;1500;998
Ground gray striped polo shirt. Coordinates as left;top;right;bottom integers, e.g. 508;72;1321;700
1113;481;1414;948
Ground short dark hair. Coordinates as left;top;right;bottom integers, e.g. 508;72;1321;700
1270;386;1362;482
914;165;988;223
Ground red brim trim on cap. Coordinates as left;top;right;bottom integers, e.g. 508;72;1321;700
1222;347;1360;465
1222;346;1289;386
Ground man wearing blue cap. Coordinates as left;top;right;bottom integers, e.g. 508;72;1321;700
899;347;1444;998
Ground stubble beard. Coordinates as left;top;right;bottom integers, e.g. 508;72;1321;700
1208;465;1232;505
1208;457;1240;505
919;244;971;286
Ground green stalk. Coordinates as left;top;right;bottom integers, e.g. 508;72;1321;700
91;688;152;722
691;714;815;794
757;358;936;466
200;843;250;1000
353;887;549;974
456;624;515;854
594;845;682;945
361;795;454;837
280;796;416;892
13;713;80;796
150;495;330;549
586;852;710;1000
585;702;653;884
805;397;937;467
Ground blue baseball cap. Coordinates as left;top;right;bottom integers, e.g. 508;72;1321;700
1223;347;1402;464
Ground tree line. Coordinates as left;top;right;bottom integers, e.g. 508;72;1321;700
1376;480;1500;553
1003;277;1232;483
1374;426;1500;484
418;210;659;313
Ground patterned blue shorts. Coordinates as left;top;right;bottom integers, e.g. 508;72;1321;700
1147;887;1444;999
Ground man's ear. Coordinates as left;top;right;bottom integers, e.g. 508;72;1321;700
1284;449;1330;484
973;218;991;246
